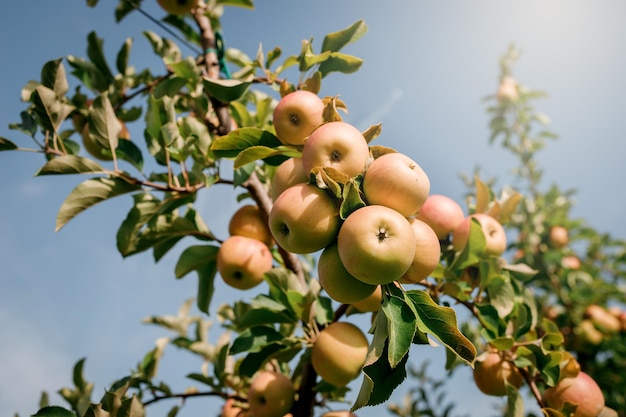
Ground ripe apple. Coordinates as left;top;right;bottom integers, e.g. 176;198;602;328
496;76;519;102
221;398;248;417
543;372;605;417
415;194;465;240
311;321;369;387
452;213;507;256
247;371;295;417
350;285;382;313
399;218;441;284
229;204;273;247
549;226;569;249
268;183;340;254
321;412;358;417
318;242;378;304
338;205;416;285
217;235;273;290
272;90;325;145
362;152;430;217
561;255;581;270
270;157;309;201
301;121;370;178
156;0;198;15
585;304;621;334
473;350;523;396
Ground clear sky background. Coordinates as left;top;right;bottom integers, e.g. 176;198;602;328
1;1;626;417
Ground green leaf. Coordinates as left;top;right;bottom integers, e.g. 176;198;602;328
211;127;282;158
449;218;487;271
32;85;74;132
0;137;18;151
56;176;141;232
218;0;254;8
41;58;69;97
486;276;516;318
319;53;364;77
32;406;77;417
118;395;144;417
405;290;476;365
321;20;368;53
86;31;114;83
237;308;297;329
89;93;121;151
154;77;188;99
116;38;132;75
36;155;105;176
340;177;367;219
230;326;284;354
115;139;144;172
196;263;217;314
505;384;524;417
381;295;416;368
202;77;252;103
234;145;299;169
175;245;219;278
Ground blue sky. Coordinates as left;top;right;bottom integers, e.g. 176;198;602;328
1;1;626;417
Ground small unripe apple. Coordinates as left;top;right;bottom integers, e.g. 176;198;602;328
301;121;370;178
268;183;340;254
270;157;308;201
156;0;199;15
362;152;430;218
311;321;369;387
272;90;324;145
247;371;295;417
415;194;465;240
543;372;605;417
338;205;416;285
318;242;378;304
399;218;441;284
229;204;273;247
452;213;507;257
473;350;523;396
217;235;273;290
549;226;569;249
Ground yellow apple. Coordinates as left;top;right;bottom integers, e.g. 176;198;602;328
247;371;295;417
351;285;382;313
318;242;378;304
452;213;507;256
270;157;309;201
268;183;340;254
156;0;198;15
415;194;465;240
473;350;523;396
217;235;273;290
301;121;370;178
399;218;441;284
543;371;605;417
229;204;273;247
362;152;430;217
272;90;325;145
338;205;416;285
311;321;369;387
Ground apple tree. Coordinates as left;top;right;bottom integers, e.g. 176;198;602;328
1;2;624;417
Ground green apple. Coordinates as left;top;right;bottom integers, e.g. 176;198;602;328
229;204;273;247
156;0;198;15
452;213;507;256
473;349;523;396
318;242;378;304
301;121;370;178
311;321;369;387
415;194;465;240
247;371;295;417
338;205;416;285
543;371;605;417
272;90;324;145
268;183;340;254
362;152;430;217
271;157;309;201
217;235;273;290
399;218;441;284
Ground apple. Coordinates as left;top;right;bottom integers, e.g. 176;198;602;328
318;242;378;304
543;372;605;417
156;0;198;15
321;412;358;417
549;226;569;249
311;321;369;387
473;350;523;396
362;152;430;217
229;204;273;247
270;157;309;201
574;319;604;347
561;255;581;270
221;398;248;417
496;76;519;102
452;213;507;256
301;121;370;178
247;371;295;417
399;218;441;284
272;90;325;145
415;194;465;240
268;183;340;254
337;205;416;285
217;235;273;290
585;304;621;334
350;285;382;313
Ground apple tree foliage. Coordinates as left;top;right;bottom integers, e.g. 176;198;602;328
2;2;625;417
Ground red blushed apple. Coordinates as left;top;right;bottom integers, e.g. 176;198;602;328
270;157;308;201
229;204;273;247
337;205;416;285
549;225;569;249
362;152;430;218
301;121;370;178
543;372;605;417
247;371;295;417
268;183;340;254
272;90;324;145
415;194;465;240
399;218;441;284
452;213;507;257
217;236;273;290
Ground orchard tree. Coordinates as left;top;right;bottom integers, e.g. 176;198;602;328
2;2;625;417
